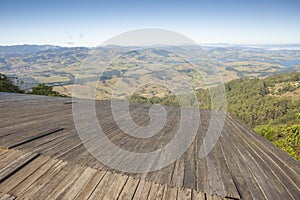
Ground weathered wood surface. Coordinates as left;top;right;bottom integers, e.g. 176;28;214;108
0;92;300;199
0;151;39;183
0;149;210;199
0;193;16;200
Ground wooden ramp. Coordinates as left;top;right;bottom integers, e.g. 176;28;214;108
0;92;300;199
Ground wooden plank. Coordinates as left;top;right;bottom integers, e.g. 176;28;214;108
230;142;266;199
74;170;106;200
132;179;146;200
0;108;70;143
27;131;74;154
230;120;300;199
133;180;152;200
0;94;300;200
228;115;300;199
13;160;67;198
144;156;170;182
44;164;86;199
97;132;138;172
56;128;101;162
5;128;64;149
148;182;160;199
196;157;209;194
66;147;95;168
195;124;209;194
219;129;253;200
48;137;83;159
0;108;66;132
226;118;297;199
135;107;179;183
242;144;292;199
0;150;24;168
223;123;271;199
57;143;86;161
162;185;178;200
76;122;126;170
102;108;160;172
0;193;16;200
211;194;223;200
228;114;300;172
0;150;8;158
30;133;77;155
211;142;240;199
58;167;97;200
0;155;50;194
8;158;59;197
170;158;185;187
0;116;64;138
102;174;128;200
21;161;72;199
128;140;161;181
177;187;192;200
206;194;213;200
88;171;117;200
206;153;224;197
155;184;166;200
0;152;39;183
157;163;176;188
191;190;205;200
183;141;196;189
13;129;70;151
118;176;140;200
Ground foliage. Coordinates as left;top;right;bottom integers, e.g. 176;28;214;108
296;113;300;121
252;113;300;161
1;73;66;97
131;72;300;126
29;83;64;96
284;125;300;146
273;139;299;161
0;73;24;93
254;125;277;141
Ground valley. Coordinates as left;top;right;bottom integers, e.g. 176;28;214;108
1;44;299;99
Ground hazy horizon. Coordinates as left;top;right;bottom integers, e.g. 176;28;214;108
2;43;300;48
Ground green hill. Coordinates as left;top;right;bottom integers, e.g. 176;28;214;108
131;72;300;161
224;73;300;161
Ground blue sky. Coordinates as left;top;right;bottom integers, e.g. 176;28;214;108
0;0;299;46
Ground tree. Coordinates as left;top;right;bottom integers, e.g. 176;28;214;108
29;83;61;96
254;125;277;141
296;113;300;121
0;73;23;93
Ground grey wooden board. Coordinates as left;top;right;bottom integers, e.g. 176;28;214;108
0;193;16;200
118;176;140;199
0;151;39;183
0;93;299;200
0;155;51;194
5;128;64;149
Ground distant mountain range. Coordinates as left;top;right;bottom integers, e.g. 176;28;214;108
0;44;299;95
2;43;300;53
0;45;64;56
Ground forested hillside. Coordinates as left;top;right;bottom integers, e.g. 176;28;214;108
131;72;300;161
224;73;300;161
